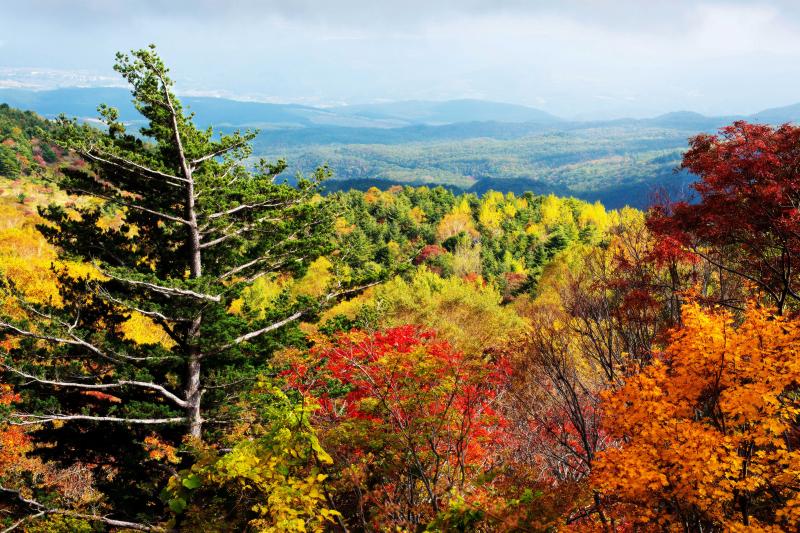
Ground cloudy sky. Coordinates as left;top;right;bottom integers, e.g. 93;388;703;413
1;0;799;119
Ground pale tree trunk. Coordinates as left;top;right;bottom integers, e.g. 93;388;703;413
161;79;205;439
182;159;204;440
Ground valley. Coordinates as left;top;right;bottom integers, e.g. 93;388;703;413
6;87;800;208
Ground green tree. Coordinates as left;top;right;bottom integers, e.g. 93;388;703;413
0;145;19;178
0;46;353;530
39;143;57;164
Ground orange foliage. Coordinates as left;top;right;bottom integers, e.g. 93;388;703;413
143;434;181;464
591;303;800;531
0;384;101;508
0;385;28;472
80;390;123;404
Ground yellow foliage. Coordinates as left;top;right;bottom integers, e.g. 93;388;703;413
227;298;245;316
478;202;502;231
539;194;575;230
386;241;402;263
615;205;646;229
0;188;111;314
326;268;526;355
592;303;800;530
502;202;518;218
502;250;527;275
364;186;386;204
182;387;339;532
56;260;108;282
119;311;176;349
408;206;426;224
229;275;288;319
333;217;354;236
524;222;547;241
479;191;524;231
293;257;333;298
0;201;62;310
453;240;482;277
532;245;589;308
577;201;610;232
317;286;377;324
437;198;477;242
95;206;137;238
483;190;504;206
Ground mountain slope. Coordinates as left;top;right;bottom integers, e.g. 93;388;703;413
6;88;800;209
0;89;560;129
336;99;561;125
748;103;800;124
0;88;400;129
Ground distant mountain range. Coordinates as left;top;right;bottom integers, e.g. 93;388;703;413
0;87;566;130
336;99;561;125
3;87;800;208
3;87;799;132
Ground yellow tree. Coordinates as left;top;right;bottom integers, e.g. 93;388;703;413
437;197;477;242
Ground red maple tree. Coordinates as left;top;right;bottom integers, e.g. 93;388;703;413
286;325;509;529
649;121;800;313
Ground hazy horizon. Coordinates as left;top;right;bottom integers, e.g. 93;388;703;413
2;0;800;120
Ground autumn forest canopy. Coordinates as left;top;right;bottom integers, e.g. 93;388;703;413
3;46;800;532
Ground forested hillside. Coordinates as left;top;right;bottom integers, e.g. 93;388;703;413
9;88;790;209
0;104;60;177
275;128;692;207
10;87;800;210
2;48;800;532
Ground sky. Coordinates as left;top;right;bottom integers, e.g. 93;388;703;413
1;0;800;119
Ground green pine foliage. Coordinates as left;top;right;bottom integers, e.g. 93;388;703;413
333;185;619;297
0;46;374;528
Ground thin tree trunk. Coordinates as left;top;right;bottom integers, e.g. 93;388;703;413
184;180;204;438
183;161;204;439
161;81;205;438
186;316;203;439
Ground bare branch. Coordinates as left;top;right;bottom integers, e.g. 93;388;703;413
81;148;188;185
69;186;190;225
194;164;237;201
213;311;303;354
56;512;164;532
0;315;176;364
209;280;382;355
98;267;220;302
2;364;187;408
190;138;250;166
11;413;186;426
97;288;192;323
324;280;382;302
216;254;275;281
0;486;165;532
0;321;79;347
199;216;282;249
216;238;304;281
1;511;46;533
205;199;297;220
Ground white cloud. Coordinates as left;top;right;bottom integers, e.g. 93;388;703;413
3;1;800;117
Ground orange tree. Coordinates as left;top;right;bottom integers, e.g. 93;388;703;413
591;302;800;531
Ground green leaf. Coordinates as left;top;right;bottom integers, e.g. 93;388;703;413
181;474;202;490
168;497;187;514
